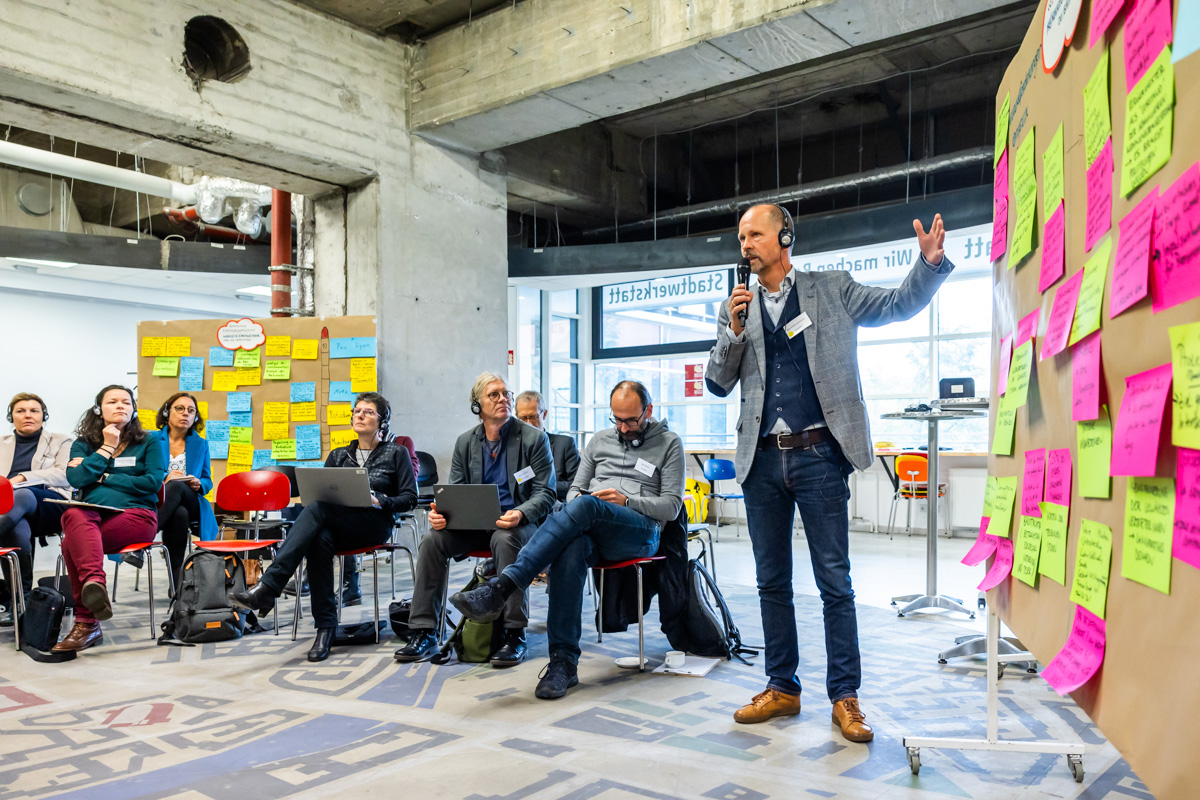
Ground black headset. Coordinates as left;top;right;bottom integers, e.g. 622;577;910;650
775;204;795;249
7;401;48;423
614;381;652;449
470;393;482;416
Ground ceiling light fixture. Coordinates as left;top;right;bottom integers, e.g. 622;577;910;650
14;258;78;268
235;285;271;296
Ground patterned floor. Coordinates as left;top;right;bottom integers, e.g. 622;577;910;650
0;535;1154;800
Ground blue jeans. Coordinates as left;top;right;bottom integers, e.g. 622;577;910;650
504;495;660;665
742;440;860;701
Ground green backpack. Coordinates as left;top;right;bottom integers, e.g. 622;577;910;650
442;561;504;663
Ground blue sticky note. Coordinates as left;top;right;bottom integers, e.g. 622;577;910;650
285;460;323;468
295;424;320;442
206;420;231;443
179;357;205;391
227;392;251;412
296;440;322;460
252;450;276;470
229;412;252;428
330;337;377;358
329;381;353;402
1175;2;1200;64
209;441;229;460
209;346;235;367
290;382;316;403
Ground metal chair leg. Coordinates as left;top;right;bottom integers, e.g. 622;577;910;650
292;567;302;642
3;553;22;651
438;562;450;646
635;563;645;672
112;559;120;600
372;553;380;644
597;569;604;643
145;548;156;639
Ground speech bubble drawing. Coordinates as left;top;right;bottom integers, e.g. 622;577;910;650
217;318;266;351
1043;0;1084;73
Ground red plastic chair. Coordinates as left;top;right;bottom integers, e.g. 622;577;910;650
0;476;21;650
594;555;666;672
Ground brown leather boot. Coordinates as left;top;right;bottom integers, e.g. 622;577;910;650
52;621;103;652
733;688;801;724
832;697;874;742
81;580;113;621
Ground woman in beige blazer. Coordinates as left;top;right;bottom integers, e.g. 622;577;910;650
1;393;73;622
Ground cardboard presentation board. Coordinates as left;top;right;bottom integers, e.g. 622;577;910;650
135;315;377;499
985;2;1199;797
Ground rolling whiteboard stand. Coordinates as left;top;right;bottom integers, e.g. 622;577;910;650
902;606;1085;781
881;410;984;618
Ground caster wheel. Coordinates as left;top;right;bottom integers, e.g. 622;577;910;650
891;600;897;606
938;658;948;664
969;613;976;620
907;747;921;775
1068;754;1083;782
1026;666;1038;674
897;612;905;618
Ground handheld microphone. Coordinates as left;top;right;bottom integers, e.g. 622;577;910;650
735;257;751;326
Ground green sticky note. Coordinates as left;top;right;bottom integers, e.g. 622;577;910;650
271;438;297;460
264;360;291;380
1068;236;1113;345
1013;515;1043;587
1038;501;1070;585
1077;404;1112;498
1084;48;1111;166
1006;340;1035;408
152;357;180;377
1042;123;1065;214
1121;476;1175;594
229;426;253;446
1009;127;1038;266
1069;519;1113;619
1121;46;1175;197
234;348;261;368
1170;321;1200;448
992;405;1017;456
989;476;1019;538
981;476;999;517
995;92;1010;166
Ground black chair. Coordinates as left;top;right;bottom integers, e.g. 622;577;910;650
263;465;300;500
415;451;438;508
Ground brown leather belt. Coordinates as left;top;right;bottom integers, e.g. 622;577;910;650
758;427;834;451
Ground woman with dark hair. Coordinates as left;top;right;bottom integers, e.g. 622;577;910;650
142;392;216;583
230;391;417;662
55;385;166;653
0;393;73;624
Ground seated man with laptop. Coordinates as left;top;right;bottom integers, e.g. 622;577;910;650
230;391;417;663
394;372;556;667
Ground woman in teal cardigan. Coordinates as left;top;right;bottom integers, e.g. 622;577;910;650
148;392;217;584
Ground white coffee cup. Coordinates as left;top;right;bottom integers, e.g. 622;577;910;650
665;650;685;668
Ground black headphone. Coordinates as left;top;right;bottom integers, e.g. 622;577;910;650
7;401;48;424
470;393;482;416
775;204;795;250
614;381;652;449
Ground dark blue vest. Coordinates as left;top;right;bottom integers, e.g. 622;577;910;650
759;286;825;437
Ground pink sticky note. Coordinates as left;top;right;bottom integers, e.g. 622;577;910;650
1124;0;1174;90
1016;309;1040;348
962;522;999;567
1111;363;1173;475
1046;448;1074;505
978;538;1015;591
994;149;1009;205
1072;331;1103;421
991;197;1009;262
1110;191;1156;318
1174;448;1200;570
998;334;1014;394
1090;0;1127;47
1039;202;1067;292
1040;270;1085;361
1152;165;1200;312
1041;606;1106;696
1022;448;1047;516
1086;138;1114;252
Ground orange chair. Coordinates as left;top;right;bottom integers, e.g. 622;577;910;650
887;453;951;539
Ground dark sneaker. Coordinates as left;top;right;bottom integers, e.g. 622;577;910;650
394;630;438;663
449;576;506;622
490;628;527;667
535;658;578;700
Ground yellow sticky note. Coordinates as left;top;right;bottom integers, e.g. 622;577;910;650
1038;501;1069;585
265;335;291;357
263;421;290;440
1084;48;1111;166
995;92;1010;166
330;429;356;449
212;371;239;392
327;403;352;425
204;488;215;502
197;400;209;420
141;337;166;357
1009;127;1037;266
1121;45;1174;197
1077;404;1112;498
164;337;191;357
1069;519;1113;619
235;367;261;386
263;402;289;423
991;405;1017;456
291;401;316;422
234;348;261;368
350;357;377;392
1012;515;1043;587
292;339;319;360
272;438;297;460
226;461;251;476
229;427;253;445
989;476;1019;538
137;408;159;431
1122;476;1175;594
152;357;180;377
1069;236;1113;345
1042;123;1064;214
228;442;254;463
1169;321;1200;448
1005;341;1034;408
264;360;291;380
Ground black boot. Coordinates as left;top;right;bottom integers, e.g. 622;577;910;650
307;627;335;662
490;628;528;667
394;630;438;663
228;582;277;617
341;558;361;606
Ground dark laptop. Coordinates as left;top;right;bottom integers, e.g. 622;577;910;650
433;484;503;530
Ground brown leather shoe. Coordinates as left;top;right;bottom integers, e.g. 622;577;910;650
733;688;801;724
832;697;874;742
52;621;103;652
81;580;113;621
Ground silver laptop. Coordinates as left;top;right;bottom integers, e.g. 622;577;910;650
295;467;375;508
433;484;503;530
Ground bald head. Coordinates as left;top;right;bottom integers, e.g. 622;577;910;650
742;203;786;231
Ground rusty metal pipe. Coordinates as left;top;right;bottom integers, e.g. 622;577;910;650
270;189;292;317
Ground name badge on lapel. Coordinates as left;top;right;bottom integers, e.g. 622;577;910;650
514;465;536;484
634;458;656;477
785;312;813;339
113;456;136;468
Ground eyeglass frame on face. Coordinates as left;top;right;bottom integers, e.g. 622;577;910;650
352;406;379;418
485;390;515;404
171;404;195;417
516;412;541;425
610;406;648;429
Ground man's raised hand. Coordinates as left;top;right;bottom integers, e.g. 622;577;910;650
913;213;946;266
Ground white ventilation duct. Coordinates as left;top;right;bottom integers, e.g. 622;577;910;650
0;140;197;204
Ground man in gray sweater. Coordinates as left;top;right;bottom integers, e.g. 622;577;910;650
451;380;685;700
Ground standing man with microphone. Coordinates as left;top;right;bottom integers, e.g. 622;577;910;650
706;204;954;742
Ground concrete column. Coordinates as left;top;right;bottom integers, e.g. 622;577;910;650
313;190;348;317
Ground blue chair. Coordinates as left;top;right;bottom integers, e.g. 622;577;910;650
703;458;743;541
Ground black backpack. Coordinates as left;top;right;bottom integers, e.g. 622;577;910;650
158;550;248;645
684;554;758;664
19;585;75;663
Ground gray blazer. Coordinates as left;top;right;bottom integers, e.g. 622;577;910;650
0;429;74;498
706;256;954;480
448;418;558;527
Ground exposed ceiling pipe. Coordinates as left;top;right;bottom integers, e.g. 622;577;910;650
162;208;262;243
0;139;197;204
585;146;992;237
270;188;292;317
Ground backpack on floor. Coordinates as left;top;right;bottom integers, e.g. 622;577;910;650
158;550;248;645
433;561;503;664
685;553;758;664
19;585;75;663
388;598;412;642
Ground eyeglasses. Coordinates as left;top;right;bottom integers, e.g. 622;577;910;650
171;405;195;415
352;408;379;418
486;390;515;403
516;414;541;424
610;408;648;428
